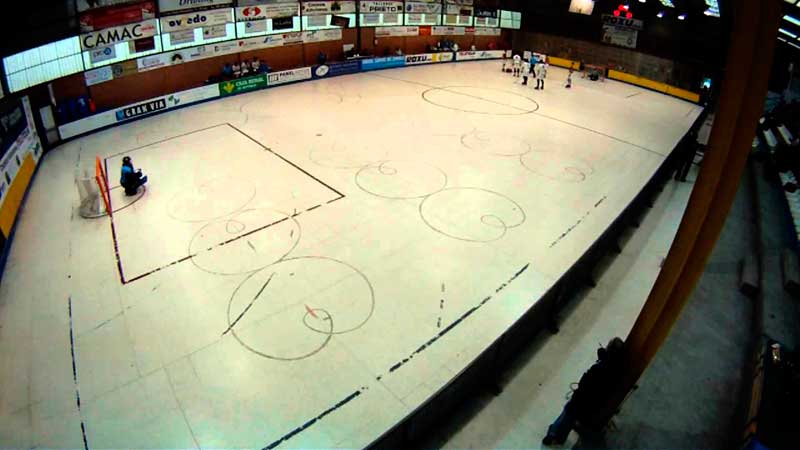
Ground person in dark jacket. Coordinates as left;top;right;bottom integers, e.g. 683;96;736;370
120;156;147;196
543;337;625;447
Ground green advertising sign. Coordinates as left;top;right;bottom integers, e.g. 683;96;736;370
219;74;268;96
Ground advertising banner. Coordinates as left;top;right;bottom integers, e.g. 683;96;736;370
302;29;342;43
282;31;304;45
601;14;644;31
312;60;361;78
446;4;473;15
84;66;114;86
158;0;233;14
159;8;232;32
455;50;506;61
89;46;117;63
268;67;312;86
203;24;228;38
170;29;197;44
237;3;298;20
59;85;219;139
80;19;158;50
79;1;156;33
244;20;268;32
472;27;501;35
405;1;441;14
272;16;295;29
77;0;137;12
431;26;464;35
474;7;497;18
602;26;637;49
375;26;419;37
446;0;473;4
219;74;269;96
360;1;403;13
404;52;453;65
361;56;405;71
301;1;356;16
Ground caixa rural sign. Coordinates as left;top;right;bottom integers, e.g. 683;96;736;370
601;14;644;31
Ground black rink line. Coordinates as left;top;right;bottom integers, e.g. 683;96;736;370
105;123;344;284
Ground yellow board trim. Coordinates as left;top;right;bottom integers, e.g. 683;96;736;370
0;154;36;236
608;69;700;103
548;56;580;70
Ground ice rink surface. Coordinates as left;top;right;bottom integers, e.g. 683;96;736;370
0;60;702;449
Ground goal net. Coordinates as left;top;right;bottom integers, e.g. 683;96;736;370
77;156;111;218
582;64;607;82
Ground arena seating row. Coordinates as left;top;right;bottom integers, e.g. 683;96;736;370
757;100;800;241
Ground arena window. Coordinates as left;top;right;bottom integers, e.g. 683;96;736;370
3;37;84;93
500;10;521;29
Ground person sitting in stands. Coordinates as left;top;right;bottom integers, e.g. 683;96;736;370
251;58;261;73
222;62;233;79
453;42;460;52
232;61;242;78
395;47;403;56
471;44;477;51
120;156;148;196
258;59;270;74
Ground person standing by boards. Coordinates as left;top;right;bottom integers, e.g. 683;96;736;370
535;57;548;90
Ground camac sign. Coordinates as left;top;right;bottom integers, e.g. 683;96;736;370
81;19;158;50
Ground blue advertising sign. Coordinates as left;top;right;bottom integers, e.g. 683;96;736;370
360;56;405;71
312;60;362;79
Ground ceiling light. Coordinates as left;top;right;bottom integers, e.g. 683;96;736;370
785;15;800;26
780;27;798;39
657;11;665;17
639;0;646;3
678;13;686;20
659;0;675;7
786;40;800;50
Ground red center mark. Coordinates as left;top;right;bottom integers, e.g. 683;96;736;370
305;304;318;319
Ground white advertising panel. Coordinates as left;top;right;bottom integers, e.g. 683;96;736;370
89;46;117;63
302;29;342;43
472;27;501;36
432;26;465;35
405;1;441;14
375;26;419;37
158;0;233;14
360;1;403;13
84;66;114;86
170;29;197;44
405;53;453;65
59;85;220;139
159;8;232;32
301;1;355;16
455;49;506;61
80;19;158;50
267;67;312;86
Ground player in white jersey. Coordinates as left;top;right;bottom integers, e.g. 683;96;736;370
521;59;531;85
512;54;521;77
535;58;548;90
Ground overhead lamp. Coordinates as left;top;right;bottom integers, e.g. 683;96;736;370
785;15;800;26
780;27;798;39
678;13;686;20
657;11;665;18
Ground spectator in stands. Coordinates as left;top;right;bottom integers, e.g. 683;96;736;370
453;42;460;52
241;59;252;76
222;62;234;79
471;44;477;51
120;156;148;196
542;338;625;447
232;61;242;78
395;47;403;56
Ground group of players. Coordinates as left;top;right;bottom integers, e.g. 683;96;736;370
504;52;573;90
